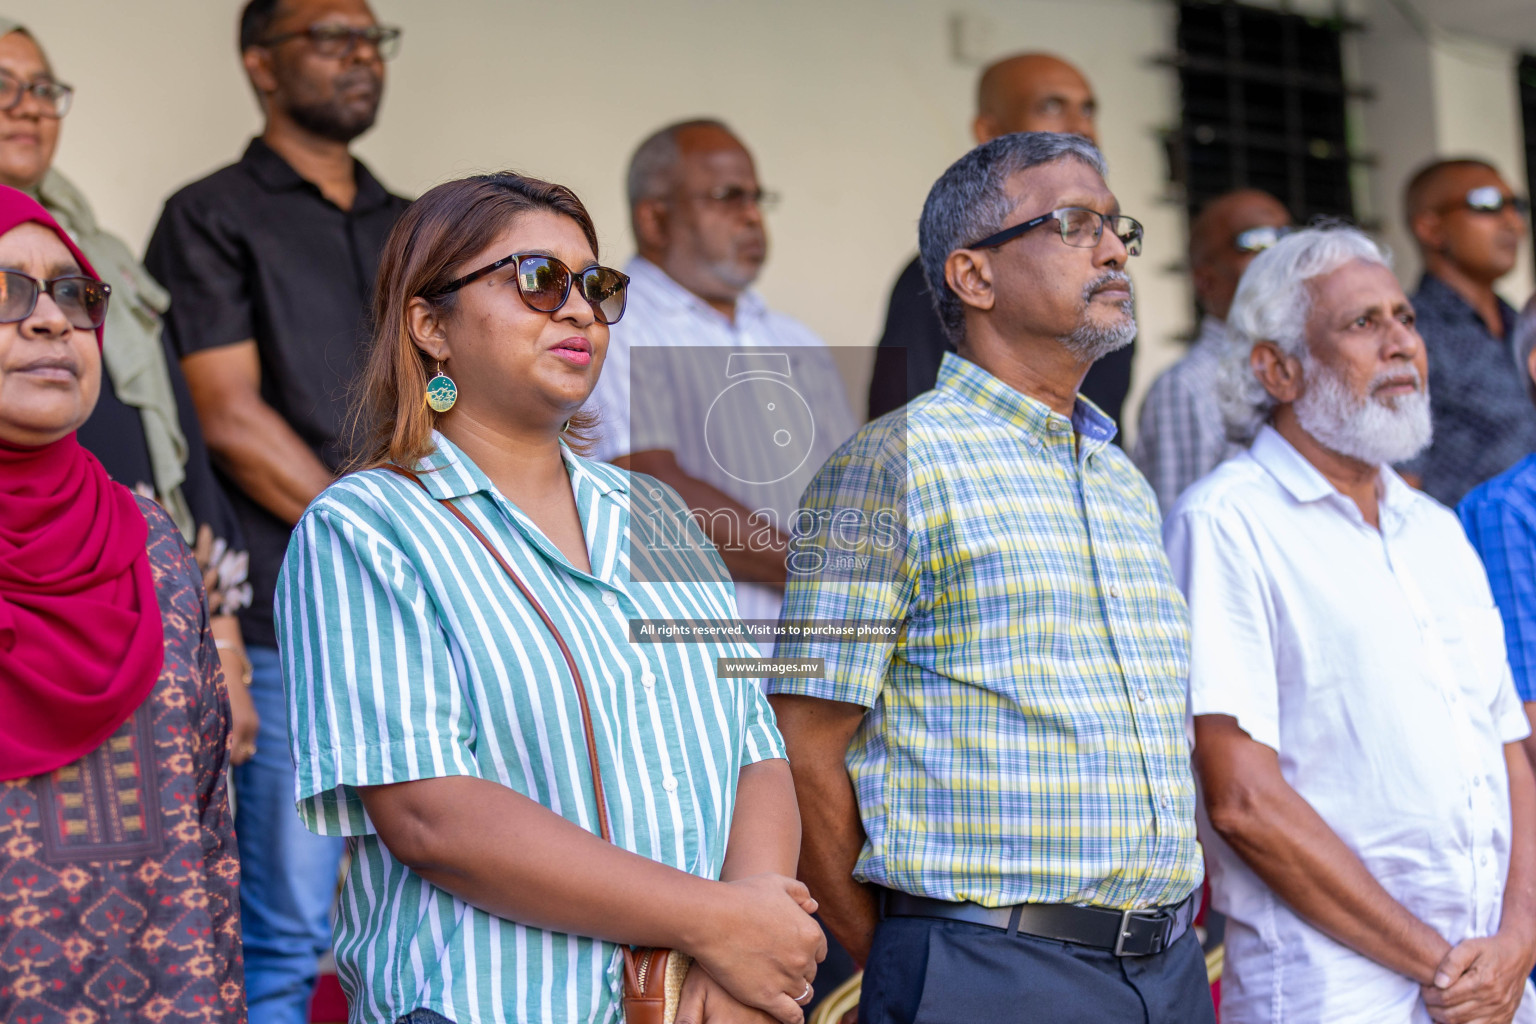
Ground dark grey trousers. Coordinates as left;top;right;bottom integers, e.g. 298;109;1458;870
859;914;1218;1024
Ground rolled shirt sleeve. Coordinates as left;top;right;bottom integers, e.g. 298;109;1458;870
276;501;482;836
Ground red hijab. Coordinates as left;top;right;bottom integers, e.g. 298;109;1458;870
0;186;164;781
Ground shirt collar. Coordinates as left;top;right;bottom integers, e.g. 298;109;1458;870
1249;424;1418;527
935;351;1118;451
1193;315;1228;353
413;431;627;501
625;255;768;325
1416;273;1517;334
239;136;393;213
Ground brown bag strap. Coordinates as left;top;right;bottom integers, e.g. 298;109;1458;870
382;463;614;845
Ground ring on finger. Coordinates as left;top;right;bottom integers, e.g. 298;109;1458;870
795;981;812;1005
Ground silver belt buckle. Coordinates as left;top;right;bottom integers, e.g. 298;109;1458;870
1113;908;1136;956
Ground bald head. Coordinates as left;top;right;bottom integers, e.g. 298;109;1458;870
627;118;769;316
1189;189;1292;321
973;52;1097;145
1406;158;1525;286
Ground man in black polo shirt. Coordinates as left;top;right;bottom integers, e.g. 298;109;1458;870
143;3;408;1023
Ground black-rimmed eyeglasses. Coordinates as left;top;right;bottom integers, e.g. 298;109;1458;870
433;254;630;326
0;271;111;330
0;70;73;119
260;24;403;61
968;206;1144;256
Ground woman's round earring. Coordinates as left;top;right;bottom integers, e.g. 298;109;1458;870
561;419;571;433
426;362;457;413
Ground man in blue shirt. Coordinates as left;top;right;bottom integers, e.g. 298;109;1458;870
1461;294;1536;762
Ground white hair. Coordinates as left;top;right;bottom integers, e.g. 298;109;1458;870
1219;226;1393;443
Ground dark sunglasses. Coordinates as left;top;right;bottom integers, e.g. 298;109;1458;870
1233;224;1294;254
260;24;403;61
434;253;629;325
968;206;1144;256
1457;186;1530;217
0;271;111;330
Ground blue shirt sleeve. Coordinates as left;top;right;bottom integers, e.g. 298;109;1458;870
1460;491;1536;703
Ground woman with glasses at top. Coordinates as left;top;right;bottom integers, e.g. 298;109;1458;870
273;172;824;1024
0;187;243;1024
0;19;258;763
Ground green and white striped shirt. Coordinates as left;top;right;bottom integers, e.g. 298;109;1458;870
275;433;784;1024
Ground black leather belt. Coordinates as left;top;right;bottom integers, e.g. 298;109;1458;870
880;888;1199;957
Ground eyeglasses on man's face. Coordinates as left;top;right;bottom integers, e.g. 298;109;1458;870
260;24;403;62
685;186;780;214
967;206;1144;257
1233;224;1294;255
0;70;73;119
1454;186;1530;218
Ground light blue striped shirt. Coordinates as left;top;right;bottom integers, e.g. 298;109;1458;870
275;433;785;1024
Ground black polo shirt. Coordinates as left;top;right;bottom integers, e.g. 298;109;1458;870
145;137;410;647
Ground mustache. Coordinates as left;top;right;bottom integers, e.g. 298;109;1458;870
1369;364;1423;394
333;68;381;93
1082;270;1134;303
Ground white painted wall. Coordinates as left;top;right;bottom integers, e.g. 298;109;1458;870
14;0;1535;434
19;0;1187;427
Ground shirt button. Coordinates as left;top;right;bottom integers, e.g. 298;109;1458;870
1109;586;1122;599
1448;690;1460;703
1137;688;1150;702
1481;854;1490;867
1160;796;1172;809
662;775;678;793
1473;775;1483;787
641;672;656;689
602;592;619;608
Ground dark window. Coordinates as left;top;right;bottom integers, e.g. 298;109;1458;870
1521;54;1536;251
1169;1;1359;223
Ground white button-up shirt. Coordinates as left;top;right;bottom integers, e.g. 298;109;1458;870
586;256;858;629
1164;425;1533;1024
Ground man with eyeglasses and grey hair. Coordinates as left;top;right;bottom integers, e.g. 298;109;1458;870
585;119;856;645
769;132;1214;1023
1166;226;1536;1024
1133;189;1292;510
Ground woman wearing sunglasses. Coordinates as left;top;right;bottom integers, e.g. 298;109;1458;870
0;18;258;764
0;187;244;1024
274;172;823;1024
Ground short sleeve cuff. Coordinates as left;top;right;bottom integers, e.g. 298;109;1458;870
295;736;483;837
766;671;880;709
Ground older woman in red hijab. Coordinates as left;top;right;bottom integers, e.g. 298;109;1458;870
0;186;243;1024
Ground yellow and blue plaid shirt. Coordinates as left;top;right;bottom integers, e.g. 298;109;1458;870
769;352;1202;910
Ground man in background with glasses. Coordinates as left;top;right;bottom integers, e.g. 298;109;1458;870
1401;158;1536;507
585;118;857;647
1134;189;1293;510
142;4;409;1024
865;52;1139;434
770;132;1212;1023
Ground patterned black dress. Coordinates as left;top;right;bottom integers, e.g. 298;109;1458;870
0;498;244;1024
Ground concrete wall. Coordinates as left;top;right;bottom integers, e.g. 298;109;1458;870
15;0;1535;436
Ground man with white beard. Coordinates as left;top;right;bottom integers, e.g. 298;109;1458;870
1164;226;1536;1024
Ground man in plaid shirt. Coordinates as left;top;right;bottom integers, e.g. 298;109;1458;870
769;133;1212;1024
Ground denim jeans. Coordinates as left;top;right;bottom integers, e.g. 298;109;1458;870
235;645;346;1024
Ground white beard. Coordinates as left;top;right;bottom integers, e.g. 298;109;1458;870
1293;355;1433;466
